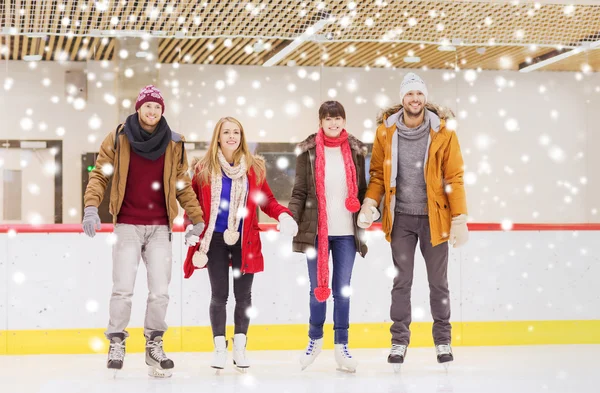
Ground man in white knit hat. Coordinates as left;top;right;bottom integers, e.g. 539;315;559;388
358;72;469;368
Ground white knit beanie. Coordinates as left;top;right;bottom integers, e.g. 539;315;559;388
400;72;428;103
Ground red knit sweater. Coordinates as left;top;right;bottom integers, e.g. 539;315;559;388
117;150;169;226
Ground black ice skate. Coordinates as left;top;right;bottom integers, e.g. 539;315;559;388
145;333;174;378
107;334;126;371
436;344;454;371
388;344;407;373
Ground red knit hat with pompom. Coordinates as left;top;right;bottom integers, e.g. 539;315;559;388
135;85;165;114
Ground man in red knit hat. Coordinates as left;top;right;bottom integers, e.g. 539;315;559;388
82;85;204;377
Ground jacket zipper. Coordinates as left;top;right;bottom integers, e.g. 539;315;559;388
351;151;363;257
166;145;174;238
241;177;249;275
308;149;318;241
114;134;121;219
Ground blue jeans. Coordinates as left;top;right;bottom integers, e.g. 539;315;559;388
307;235;357;344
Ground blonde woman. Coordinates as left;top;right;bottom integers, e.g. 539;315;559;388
183;117;298;371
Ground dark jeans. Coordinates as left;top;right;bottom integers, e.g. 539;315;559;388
390;214;450;346
307;235;356;344
206;232;254;337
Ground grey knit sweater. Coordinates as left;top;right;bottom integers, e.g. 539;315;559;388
395;109;430;215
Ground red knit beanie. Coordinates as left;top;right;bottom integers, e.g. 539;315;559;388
135;85;165;114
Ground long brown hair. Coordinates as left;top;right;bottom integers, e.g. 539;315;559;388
196;116;265;184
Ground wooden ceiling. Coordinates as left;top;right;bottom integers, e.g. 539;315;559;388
0;1;599;72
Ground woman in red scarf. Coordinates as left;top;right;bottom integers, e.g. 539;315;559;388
288;101;372;372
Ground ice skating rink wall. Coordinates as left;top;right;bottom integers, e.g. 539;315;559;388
0;223;599;355
1;62;600;354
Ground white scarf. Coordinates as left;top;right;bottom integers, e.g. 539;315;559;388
192;150;248;268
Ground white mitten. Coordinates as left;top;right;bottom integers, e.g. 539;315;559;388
277;213;298;237
357;198;379;229
449;214;469;248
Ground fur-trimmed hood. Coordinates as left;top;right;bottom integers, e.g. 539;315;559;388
297;132;368;156
376;103;455;131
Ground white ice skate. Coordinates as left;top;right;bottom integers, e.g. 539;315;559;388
299;338;323;371
145;335;174;378
334;344;358;373
232;333;250;373
436;344;454;371
388;344;407;374
211;336;228;373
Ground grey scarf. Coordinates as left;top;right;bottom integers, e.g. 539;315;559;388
396;108;430;140
124;113;172;161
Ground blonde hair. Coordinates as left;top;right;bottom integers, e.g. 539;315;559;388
196;117;265;184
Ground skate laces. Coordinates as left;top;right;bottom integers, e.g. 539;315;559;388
147;340;168;362
109;341;125;360
436;344;452;355
340;344;353;359
390;344;407;356
305;339;318;355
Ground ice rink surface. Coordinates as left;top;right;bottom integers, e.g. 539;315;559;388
0;345;596;393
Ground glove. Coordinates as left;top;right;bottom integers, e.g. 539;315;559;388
277;213;298;237
185;222;205;247
449;214;469;248
357;198;380;229
82;206;101;238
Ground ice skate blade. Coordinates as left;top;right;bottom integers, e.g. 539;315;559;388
234;366;249;374
336;367;356;374
392;364;402;374
107;361;123;379
233;359;250;373
147;366;173;378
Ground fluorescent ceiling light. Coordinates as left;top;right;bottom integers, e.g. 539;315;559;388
101;29;146;38
23;54;42;61
438;45;456;52
2;27;17;35
403;56;421;63
263;18;330;67
520;40;600;72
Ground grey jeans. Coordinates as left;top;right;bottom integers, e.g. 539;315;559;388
390;214;450;346
105;224;172;339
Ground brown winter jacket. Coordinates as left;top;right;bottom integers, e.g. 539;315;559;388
83;124;204;229
366;103;467;246
288;133;369;257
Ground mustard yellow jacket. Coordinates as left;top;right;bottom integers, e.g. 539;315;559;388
365;104;467;246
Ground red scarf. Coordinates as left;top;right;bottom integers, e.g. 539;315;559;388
313;129;360;302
